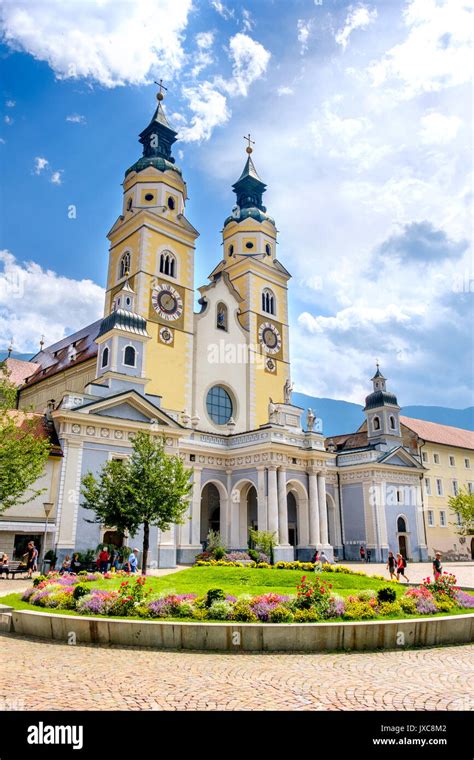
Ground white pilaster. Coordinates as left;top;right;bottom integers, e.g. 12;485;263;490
318;471;330;547
277;467;289;545
308;471;320;546
267;466;279;538
190;467;202;547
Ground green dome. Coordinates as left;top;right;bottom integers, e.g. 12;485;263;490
97;309;148;338
224;207;275;227
125;156;182;177
364;390;399;411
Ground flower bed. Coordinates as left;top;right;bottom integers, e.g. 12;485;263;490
18;570;473;623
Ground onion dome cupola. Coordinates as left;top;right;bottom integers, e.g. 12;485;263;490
364;363;402;446
224;136;275;227
125;82;181;178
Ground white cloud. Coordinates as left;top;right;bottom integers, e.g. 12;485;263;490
5;99;15;107
277;86;294;96
4;115;13;125
66;113;86;124
34;157;48;174
180;33;270;142
179;81;230;142
420;112;462;145
242;9;254;33
335;4;377;50
0;251;104;353
369;0;471;98
0;0;193;87
297;19;313;55
50;170;63;185
191;31;215;77
211;0;234;20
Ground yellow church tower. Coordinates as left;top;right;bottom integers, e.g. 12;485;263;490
104;84;199;414
209;137;291;427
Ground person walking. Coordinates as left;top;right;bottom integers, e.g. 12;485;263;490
432;552;443;581
396;552;410;582
23;541;36;579
32;545;39;573
366;548;371;563
359;545;366;562
127;548;140;574
386;551;397;580
98;546;110;574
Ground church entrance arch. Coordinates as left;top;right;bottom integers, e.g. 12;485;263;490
286;480;309;549
230;479;258;548
200;483;221;545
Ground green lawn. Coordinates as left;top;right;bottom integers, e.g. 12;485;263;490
1;567;472;622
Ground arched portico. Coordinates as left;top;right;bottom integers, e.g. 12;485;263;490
229;479;258;548
286;480;309;551
200;480;228;547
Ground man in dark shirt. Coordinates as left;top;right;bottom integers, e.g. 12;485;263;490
432;552;442;580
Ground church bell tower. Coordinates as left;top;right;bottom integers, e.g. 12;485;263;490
104;83;199;415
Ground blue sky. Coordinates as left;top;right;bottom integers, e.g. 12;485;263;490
0;0;472;408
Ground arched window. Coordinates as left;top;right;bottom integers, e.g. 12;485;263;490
124;346;136;367
101;346;109;368
126;197;133;211
216;302;228;331
159;251;176;278
397;516;407;533
167;196;175;210
265;243;271;256
119;252;131;279
389;415;396;430
262;288;276;315
373;416;380;430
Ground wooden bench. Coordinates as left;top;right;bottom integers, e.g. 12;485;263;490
0;561;28;579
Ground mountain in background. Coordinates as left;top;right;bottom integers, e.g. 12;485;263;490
292;392;474;437
1;354;472;434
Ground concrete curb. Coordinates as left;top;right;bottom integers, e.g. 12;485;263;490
5;609;474;651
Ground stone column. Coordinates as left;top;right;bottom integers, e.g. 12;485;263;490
190;467;202;548
318;471;330;547
257;466;267;532
267;466;279;537
223;470;232;546
308;471;320;546
371;478;389;562
277;467;289;545
230;482;241;548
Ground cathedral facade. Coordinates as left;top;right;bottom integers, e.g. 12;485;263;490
8;90;429;567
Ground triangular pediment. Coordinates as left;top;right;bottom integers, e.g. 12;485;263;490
377;446;421;468
74;390;183;428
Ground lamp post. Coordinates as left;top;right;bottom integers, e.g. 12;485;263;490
42;502;54;573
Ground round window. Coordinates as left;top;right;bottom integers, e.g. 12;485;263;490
245;241;254;249
145;193;154;201
206;385;233;425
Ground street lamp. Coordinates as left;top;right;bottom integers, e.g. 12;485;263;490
42;502;54;573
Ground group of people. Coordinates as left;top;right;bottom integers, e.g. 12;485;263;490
359;546;372;563
0;541;39;579
58;547;141;574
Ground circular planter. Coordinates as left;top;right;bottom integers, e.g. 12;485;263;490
4;608;474;652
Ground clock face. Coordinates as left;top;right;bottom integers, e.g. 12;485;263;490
259;322;281;354
151;284;183;321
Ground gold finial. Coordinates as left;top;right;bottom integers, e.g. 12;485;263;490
154;79;168;102
244;132;255;154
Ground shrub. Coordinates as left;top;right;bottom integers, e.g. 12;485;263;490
435;600;455;613
268;605;294;623
231;601;258;622
205;588;226;607
248;549;259;562
399;596;417;614
295;575;332;614
72;583;91;602
33;575;47;587
377;586;397;604
206;529;224;552
173;602;194;618
344;601;376;620
422;573;458;601
256;562;272;569
213;547;226;561
294;608;320;622
358;589;377;602
377;601;402;617
326;596;345;619
208;600;232;620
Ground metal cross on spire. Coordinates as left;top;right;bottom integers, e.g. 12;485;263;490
243;133;255;154
154;79;168;101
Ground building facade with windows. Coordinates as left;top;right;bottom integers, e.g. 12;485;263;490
2;90;435;567
399;417;474;561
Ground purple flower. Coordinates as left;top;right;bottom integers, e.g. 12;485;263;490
147;598;172;618
225;551;251;562
454;590;474;609
22;587;36;601
415;597;438;615
326;598;345;618
226;595;237;603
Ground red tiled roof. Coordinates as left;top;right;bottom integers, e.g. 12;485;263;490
3;357;39;387
6;411;62;455
400;416;474;451
22;319;101;388
326;431;369;451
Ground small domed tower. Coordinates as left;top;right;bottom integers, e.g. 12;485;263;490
364;364;402;447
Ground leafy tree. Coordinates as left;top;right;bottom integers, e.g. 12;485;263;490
248;528;277;563
0;365;51;514
448;488;474;536
81;432;193;574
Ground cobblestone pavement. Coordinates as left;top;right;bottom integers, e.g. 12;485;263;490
0;633;472;711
